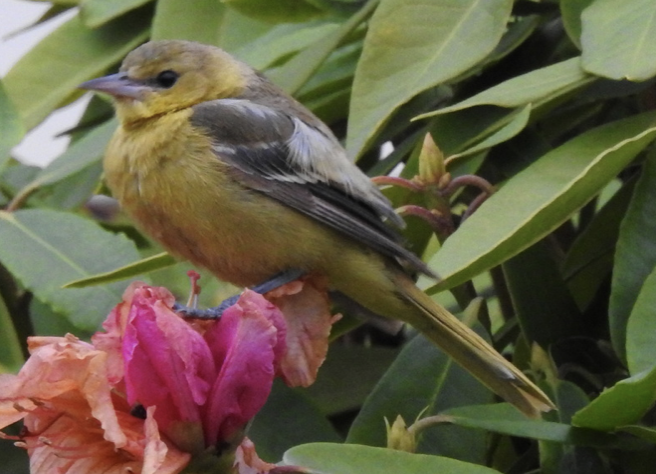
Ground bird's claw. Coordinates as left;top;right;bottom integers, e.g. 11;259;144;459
174;268;306;320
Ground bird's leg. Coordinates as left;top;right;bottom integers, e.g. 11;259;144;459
175;268;306;320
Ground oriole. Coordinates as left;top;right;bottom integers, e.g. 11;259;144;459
79;40;553;417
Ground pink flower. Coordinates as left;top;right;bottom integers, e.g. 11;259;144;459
1;278;335;474
264;276;341;388
96;283;287;455
0;334;189;474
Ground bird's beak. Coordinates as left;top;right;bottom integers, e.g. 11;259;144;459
78;73;146;100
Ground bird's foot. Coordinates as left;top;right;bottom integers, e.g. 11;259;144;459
175;268;306;320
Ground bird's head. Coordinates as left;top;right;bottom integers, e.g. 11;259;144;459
79;40;252;125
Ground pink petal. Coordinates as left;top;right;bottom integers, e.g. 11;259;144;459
24;403;189;474
122;286;216;451
265;277;340;387
234;437;277;474
202;290;281;446
0;335;126;447
91;281;149;386
142;407;191;474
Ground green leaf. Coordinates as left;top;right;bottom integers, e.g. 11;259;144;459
36;160;104;211
420;112;656;293
445;403;643;449
620;425;656;444
563;178;636;310
560;0;595;49
216;8;273;53
80;0;152;27
64;252;177;288
449;104;531;160
626;269;656;375
267;1;374;95
429;106;519;157
304;345;398;414
503;240;584;348
249;380;341;463
152;0;226;43
347;0;512;157
221;0;324;23
581;0;656;81
347;331;493;462
610;150;656;362
0;292;23;373
416;57;590;119
0;210;142;330
3;10;149;130
153;1;273;50
572;365;656;431
304;0;364;16
30;297;91;339
32;119;116;188
0;81;24;173
282;443;501;474
235;22;339;70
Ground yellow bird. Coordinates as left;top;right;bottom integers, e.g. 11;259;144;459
79;40;553;417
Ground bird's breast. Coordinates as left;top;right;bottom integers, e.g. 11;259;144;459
103;110;333;286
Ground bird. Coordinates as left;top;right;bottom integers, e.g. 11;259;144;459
79;40;554;417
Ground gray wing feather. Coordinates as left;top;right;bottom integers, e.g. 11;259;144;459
191;99;433;276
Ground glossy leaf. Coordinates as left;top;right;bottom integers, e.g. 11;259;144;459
347;0;512;157
581;0;656;81
3;11;149;130
421;112;656;293
152;0;226;43
449;104;531;160
429;106;520;156
0;81;24;173
560;0;595;48
610;151;656;361
503;240;584;348
563;178;636;309
28;119;116;189
445;403;643;449
348;330;493;462
416;57;589;120
626;270;656;375
64;252;177;288
282;443;501;474
572;365;656;431
620;426;656;444
0;292;23;373
268;1;374;95
0;210;142;330
80;0;152;27
304;345;399;415
221;0;324;23
236;22;340;70
29;297;89;339
249;380;341;462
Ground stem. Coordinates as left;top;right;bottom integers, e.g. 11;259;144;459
462;192;490;221
397;205;454;237
6;183;39;212
407;414;455;436
371;176;424;192
490;266;514;321
440;175;494;197
185;270;202;308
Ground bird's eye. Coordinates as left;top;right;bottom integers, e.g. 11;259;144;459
155;70;179;88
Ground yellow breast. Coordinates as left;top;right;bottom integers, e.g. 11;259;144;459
103;110;347;286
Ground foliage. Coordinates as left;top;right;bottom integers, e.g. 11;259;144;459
2;0;656;472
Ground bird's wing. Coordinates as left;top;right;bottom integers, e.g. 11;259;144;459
191;98;433;276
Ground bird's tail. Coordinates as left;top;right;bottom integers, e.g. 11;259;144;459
394;274;555;418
